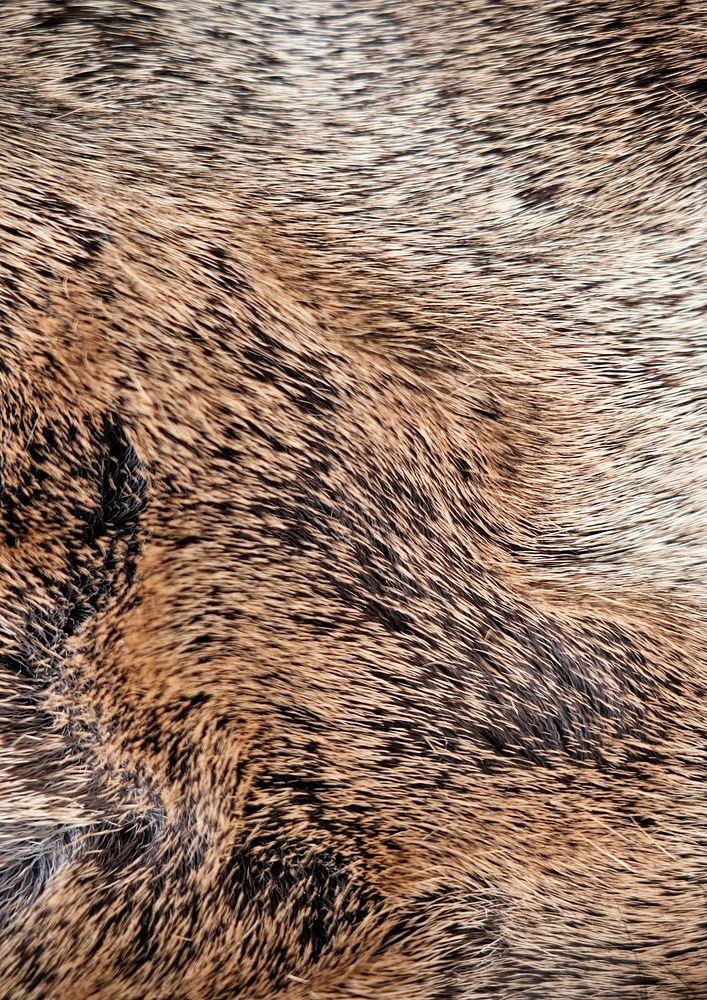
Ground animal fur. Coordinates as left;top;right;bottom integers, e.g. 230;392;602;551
0;1;706;996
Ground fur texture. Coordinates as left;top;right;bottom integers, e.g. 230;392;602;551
0;1;706;996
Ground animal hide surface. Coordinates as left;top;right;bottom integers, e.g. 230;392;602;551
0;2;706;997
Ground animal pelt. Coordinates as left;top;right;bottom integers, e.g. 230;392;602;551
0;1;706;997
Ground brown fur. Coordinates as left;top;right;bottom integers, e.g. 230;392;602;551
1;1;706;996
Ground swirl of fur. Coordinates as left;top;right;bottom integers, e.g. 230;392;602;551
0;2;706;997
